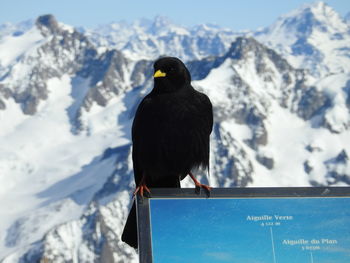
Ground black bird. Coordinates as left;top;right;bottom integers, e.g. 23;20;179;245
121;57;213;248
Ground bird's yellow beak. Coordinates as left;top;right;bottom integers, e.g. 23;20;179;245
153;70;166;78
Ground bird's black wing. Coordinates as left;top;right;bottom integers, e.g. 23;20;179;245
196;90;213;135
122;96;154;249
132;88;213;183
131;95;151;187
191;89;213;169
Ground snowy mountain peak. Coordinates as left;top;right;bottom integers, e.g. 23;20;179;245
275;1;347;36
36;14;59;32
0;19;34;39
222;37;294;79
147;15;189;36
306;1;347;31
0;14;100;115
150;15;172;30
35;14;74;36
255;1;350;77
305;1;332;14
225;37;266;60
85;15;236;61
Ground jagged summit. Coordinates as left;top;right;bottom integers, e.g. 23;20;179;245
83;3;350;76
257;1;347;44
225;37;259;60
189;36;296;82
85;15;237;61
35;14;61;35
254;1;350;76
281;1;347;34
36;14;58;28
148;15;174;33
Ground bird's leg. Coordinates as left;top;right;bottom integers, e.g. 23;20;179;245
189;172;211;196
133;175;151;197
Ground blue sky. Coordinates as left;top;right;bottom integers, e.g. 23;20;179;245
0;0;349;30
150;198;350;263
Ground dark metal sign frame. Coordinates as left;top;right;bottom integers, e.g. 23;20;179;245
136;187;350;263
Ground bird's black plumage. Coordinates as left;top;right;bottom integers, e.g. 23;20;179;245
121;57;213;248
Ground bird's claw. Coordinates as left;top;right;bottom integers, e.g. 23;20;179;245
189;172;211;197
133;183;151;199
194;183;211;197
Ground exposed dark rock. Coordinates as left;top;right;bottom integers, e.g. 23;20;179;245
324;150;350;185
336;149;349;163
187;56;221;80
130;59;153;87
257;154;274;169
325;149;349;165
212;124;254;187
36;15;61;36
344;80;350;110
296;86;331;121
0;99;5;110
303;160;313;174
305;144;322;152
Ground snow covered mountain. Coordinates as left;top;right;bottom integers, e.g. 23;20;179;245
83;15;239;62
84;2;350;78
254;1;350;77
0;1;350;262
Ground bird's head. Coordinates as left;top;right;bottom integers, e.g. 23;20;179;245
152;57;191;93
